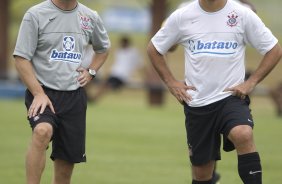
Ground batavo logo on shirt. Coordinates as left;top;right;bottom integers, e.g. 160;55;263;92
187;40;238;56
49;36;82;64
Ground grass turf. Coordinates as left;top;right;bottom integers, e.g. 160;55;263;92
0;89;281;184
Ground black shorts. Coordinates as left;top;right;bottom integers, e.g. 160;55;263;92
106;76;124;89
25;86;87;163
184;95;254;166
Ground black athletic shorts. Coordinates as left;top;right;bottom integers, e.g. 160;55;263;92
184;95;254;166
25;86;87;163
106;76;125;89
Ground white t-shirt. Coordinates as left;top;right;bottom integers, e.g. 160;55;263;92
110;47;142;82
151;0;277;107
178;0;252;9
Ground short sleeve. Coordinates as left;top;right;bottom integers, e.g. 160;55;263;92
90;13;111;53
243;10;278;55
13;12;39;61
151;11;181;55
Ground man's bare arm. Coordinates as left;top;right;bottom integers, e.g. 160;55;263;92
147;42;195;103
14;56;55;117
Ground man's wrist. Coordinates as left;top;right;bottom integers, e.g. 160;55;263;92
88;68;96;79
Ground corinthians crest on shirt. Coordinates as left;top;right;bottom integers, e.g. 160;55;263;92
79;14;91;30
227;11;238;27
49;36;82;64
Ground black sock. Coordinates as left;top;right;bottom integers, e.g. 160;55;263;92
238;152;262;184
192;179;213;184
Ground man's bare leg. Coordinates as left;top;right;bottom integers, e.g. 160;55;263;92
228;125;262;184
192;160;215;182
26;123;53;184
53;159;74;184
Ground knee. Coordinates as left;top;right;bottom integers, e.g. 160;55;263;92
33;123;53;142
228;125;253;146
192;161;215;181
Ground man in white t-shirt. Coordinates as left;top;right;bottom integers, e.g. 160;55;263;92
168;1;256;184
147;0;282;183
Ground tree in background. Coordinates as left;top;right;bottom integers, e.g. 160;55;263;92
0;0;9;79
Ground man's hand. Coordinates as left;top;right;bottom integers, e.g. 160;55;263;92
225;81;255;100
77;67;93;87
28;93;55;118
167;80;196;104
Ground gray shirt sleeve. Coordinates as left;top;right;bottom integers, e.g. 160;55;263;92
90;13;110;53
13;12;39;61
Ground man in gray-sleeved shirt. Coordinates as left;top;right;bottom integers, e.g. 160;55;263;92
13;0;110;183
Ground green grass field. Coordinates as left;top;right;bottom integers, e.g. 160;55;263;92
0;89;281;184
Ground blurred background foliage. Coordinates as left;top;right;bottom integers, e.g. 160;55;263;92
10;0;182;24
9;0;282;36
